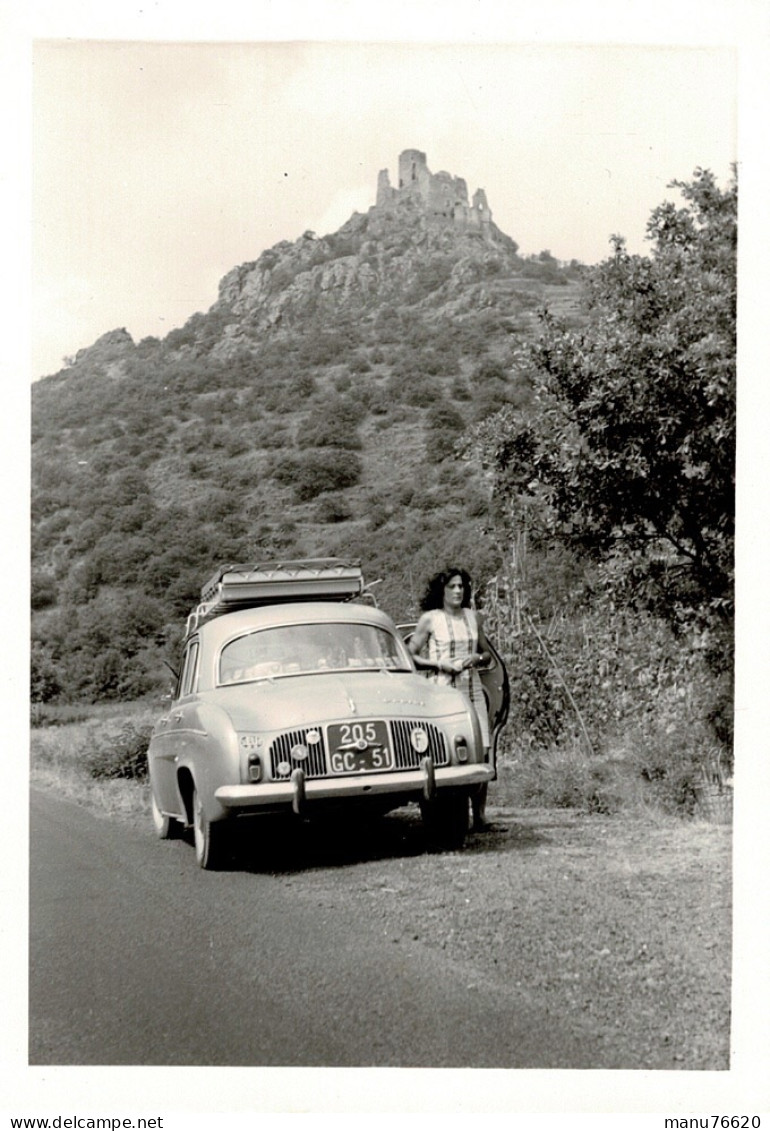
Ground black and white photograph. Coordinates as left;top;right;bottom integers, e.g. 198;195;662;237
6;0;769;1122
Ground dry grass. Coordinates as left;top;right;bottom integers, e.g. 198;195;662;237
494;731;733;825
30;704;156;822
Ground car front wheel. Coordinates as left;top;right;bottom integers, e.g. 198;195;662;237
192;786;230;870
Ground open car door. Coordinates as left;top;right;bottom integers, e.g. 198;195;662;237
397;622;510;777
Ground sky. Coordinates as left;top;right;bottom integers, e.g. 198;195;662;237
28;28;742;379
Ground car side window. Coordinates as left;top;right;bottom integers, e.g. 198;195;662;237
173;658;185;701
178;640;200;699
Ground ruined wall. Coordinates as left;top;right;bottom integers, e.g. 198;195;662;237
377;150;493;237
472;188;491;224
376;168;396;207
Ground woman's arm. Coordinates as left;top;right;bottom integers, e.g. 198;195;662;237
461;613;493;670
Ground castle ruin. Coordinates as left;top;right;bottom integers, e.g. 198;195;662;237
376;149;493;237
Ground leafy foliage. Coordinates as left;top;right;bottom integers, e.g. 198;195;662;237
478;169;735;652
271;449;363;501
295;395;366;449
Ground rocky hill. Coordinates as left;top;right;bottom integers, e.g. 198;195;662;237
31;149;585;702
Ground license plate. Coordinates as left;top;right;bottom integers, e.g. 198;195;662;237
327;721;393;774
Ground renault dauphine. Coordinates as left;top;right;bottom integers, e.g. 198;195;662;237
148;559;508;868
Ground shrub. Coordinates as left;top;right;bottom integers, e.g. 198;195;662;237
366;500;392;531
316;493;354;523
368;389;391;415
349;353;372;374
450;377;472;401
426;401;465;432
272;450;362;501
473;360;509;385
413;255;454;295
465;484;491;518
484;572;730;817
289;372;317;399
82;721;154;781
387;369;435;407
295;332;352;368
471;383;516;422
519;251;568;284
296;396;364;449
502;716;722;819
31;643;63;704
31;571;58;610
425;429;461;464
421;346;459;377
246;420;291;449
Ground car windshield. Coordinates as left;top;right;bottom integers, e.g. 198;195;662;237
218;622;412;685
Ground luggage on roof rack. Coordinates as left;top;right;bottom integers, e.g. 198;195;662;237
185;559;367;636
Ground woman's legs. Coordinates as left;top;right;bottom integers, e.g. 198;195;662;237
471;781;489;830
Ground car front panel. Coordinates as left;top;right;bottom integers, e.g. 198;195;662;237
266;716;451;781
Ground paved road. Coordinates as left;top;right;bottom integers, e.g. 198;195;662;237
29;789;608;1067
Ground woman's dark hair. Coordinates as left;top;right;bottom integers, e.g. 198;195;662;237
419;567;473;612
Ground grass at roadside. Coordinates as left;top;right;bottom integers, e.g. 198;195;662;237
493;733;733;825
30;701;157;822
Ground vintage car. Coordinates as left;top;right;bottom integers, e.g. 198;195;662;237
148;559;509;868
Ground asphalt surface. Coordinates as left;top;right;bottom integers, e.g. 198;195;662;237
29;788;617;1067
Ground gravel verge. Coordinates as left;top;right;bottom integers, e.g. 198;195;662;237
269;802;732;1070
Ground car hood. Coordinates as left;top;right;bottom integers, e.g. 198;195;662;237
201;670;468;731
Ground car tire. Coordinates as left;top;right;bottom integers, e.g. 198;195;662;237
420;788;470;851
192;786;229;870
151;791;180;840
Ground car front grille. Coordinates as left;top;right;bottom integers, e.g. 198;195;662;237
390;719;449;769
268;719;450;780
269;727;328;780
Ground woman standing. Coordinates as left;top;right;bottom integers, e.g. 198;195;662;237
408;567;493;830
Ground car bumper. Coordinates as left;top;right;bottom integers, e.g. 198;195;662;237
215;761;493;815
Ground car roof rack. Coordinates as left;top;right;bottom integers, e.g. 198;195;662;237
185;558;369;637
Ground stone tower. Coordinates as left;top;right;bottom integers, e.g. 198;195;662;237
398;149;430;192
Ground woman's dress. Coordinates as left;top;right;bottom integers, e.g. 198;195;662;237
421;608;490;748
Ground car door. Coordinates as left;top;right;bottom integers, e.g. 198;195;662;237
397;622;510;771
151;638;200;815
477;634;510;771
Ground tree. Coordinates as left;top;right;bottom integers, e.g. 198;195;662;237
31;643;62;704
478;168;736;645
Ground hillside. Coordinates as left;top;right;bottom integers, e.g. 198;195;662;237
31;148;585;703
